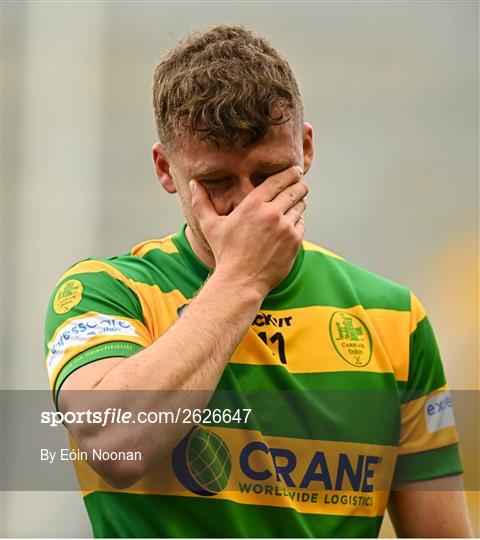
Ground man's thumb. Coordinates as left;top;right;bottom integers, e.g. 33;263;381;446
190;180;215;221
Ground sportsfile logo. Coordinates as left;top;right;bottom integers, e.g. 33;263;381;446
424;390;455;433
46;314;138;378
172;427;382;507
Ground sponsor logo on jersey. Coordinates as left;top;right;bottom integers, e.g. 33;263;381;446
172;427;382;506
53;279;83;314
46;314;138;379
329;311;372;367
172;426;232;496
425;390;455;433
252;313;293;328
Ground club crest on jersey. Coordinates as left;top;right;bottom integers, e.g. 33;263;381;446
329;311;372;367
53;279;83;314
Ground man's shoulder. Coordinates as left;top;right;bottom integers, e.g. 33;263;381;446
129;233;179;259
58;232;180;287
302;238;411;312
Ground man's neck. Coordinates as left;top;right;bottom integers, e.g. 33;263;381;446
185;224;216;269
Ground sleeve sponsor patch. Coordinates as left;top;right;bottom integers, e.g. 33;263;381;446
424;390;455;433
46;313;138;379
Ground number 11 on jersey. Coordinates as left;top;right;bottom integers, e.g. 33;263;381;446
258;331;287;364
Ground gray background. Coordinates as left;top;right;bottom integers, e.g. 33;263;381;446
2;0;478;537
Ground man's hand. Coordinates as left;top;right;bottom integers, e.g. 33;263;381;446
190;165;308;296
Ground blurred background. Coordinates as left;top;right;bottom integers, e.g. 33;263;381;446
2;0;478;537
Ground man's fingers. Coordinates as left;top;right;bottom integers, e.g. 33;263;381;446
190;180;217;224
294;215;305;239
272;181;308;214
284;199;307;224
252;165;303;203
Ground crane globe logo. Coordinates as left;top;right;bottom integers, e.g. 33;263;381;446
172;426;232;496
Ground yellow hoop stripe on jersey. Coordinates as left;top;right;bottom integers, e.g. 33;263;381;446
70;427;396;518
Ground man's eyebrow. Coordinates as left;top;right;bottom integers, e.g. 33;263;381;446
193;167;231;179
193;160;295;179
256;159;295;171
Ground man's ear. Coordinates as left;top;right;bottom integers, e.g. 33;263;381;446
152;142;177;194
301;122;314;175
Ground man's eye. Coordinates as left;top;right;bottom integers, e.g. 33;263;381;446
202;179;233;188
253;175;270;185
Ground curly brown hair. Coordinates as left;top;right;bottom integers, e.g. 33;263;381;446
152;25;303;149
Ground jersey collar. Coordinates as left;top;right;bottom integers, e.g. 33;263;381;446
172;223;305;300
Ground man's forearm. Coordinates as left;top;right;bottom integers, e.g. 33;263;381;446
94;268;264;392
65;268;265;487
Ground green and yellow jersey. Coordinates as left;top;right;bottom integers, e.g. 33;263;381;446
44;225;462;538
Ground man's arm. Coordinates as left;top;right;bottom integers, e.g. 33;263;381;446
60;268;264;488
58;165;307;488
388;475;473;537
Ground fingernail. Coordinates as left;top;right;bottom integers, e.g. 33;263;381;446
295;166;303;176
189;180;196;193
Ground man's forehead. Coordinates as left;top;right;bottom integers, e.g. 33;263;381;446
188;158;296;178
175;120;301;175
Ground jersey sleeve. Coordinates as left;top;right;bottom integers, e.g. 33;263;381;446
393;292;463;483
44;259;153;402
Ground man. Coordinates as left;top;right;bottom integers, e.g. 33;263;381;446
44;25;472;537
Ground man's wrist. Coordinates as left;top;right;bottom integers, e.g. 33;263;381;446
209;266;268;307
